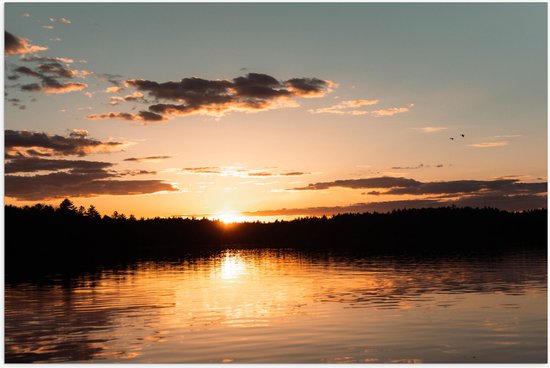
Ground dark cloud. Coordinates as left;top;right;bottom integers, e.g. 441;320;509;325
294;177;421;190
243;194;547;217
5;173;177;201
123;156;172;163
89;73;333;121
5;31;47;55
87;111;167;123
285;77;332;97
12;61;90;94
5;157;113;174
383;179;533;196
14;66;42;78
37;62;76;78
118;170;158;176
294;176;547;200
5;129;125;157
281;171;309;176
5;155;176;201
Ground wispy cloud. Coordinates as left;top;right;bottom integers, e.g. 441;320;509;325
124;156;172;163
49;17;71;24
309;99;379;115
109;92;145;105
87;111;168;123
178;165;310;178
371;104;414;117
414;126;448;133
469;141;508;148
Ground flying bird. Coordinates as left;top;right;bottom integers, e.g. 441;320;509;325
450;137;454;140
460;134;465;138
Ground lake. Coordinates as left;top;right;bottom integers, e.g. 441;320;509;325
5;248;547;363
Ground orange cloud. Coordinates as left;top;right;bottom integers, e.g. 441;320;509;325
371;104;414;117
42;82;88;94
469;141;509;148
310;99;379;115
5;31;48;55
105;86;123;93
415;126;448;133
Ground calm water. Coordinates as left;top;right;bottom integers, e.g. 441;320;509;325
5;249;547;363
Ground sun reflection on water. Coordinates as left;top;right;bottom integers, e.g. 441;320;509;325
220;252;246;280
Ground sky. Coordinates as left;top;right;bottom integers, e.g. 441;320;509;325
4;3;548;220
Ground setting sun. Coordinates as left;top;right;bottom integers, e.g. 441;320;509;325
215;213;246;224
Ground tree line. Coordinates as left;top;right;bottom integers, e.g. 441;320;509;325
5;199;547;279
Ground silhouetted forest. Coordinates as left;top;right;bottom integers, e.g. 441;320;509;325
5;199;547;279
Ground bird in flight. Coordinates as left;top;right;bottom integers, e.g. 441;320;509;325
450;137;454;140
460;134;465;138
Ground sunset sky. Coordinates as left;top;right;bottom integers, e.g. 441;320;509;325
4;3;547;220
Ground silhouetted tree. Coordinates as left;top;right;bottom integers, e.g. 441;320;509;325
58;199;76;214
86;205;100;220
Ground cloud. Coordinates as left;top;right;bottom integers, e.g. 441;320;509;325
87;111;168;123
415;126;448;133
179;166;310;178
21;55;75;63
97;73;125;86
5;154;177;201
109;92;145;105
294;176;546;199
5;172;177;201
381;179;539;196
310;100;412;117
293;177;420;190
469;141;508;148
5;157;113;174
5;129;125;157
5;31;48;55
13;62;90;94
123;156;172;163
309;99;379;115
24;80;87;94
91;73;334;121
391;164;425;170
242;193;547;217
371;104;414;117
105;86;123;93
42;25;55;30
50;17;71;24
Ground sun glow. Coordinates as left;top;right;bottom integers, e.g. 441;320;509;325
216;212;246;224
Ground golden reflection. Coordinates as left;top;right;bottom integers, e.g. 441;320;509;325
5;250;547;363
220;253;246;280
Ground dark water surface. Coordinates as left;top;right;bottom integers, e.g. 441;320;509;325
5;249;547;363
